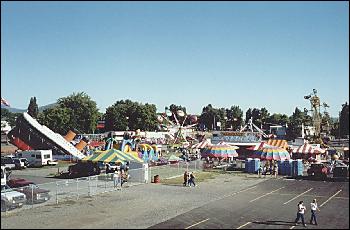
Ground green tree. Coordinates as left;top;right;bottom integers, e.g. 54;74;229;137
339;102;349;137
38;92;99;134
267;113;289;126
104;99;158;131
27;97;39;118
287;107;306;140
199;104;220;131
37;107;71;134
1;108;20;127
57;92;99;133
225;105;243;131
245;108;253;123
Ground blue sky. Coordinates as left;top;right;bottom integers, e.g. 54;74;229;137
1;1;349;117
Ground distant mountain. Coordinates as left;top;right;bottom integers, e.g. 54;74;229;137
1;103;57;113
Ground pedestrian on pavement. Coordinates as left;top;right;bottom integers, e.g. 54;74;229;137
294;200;307;227
258;165;262;178
274;164;278;178
188;172;196;187
183;171;188;187
310;199;320;225
113;169;119;189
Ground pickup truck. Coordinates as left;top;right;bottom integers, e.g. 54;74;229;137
8;178;51;203
1;184;27;212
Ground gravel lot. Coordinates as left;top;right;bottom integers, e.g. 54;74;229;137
1;173;267;229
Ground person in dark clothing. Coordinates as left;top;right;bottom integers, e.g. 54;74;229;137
183;171;188;186
188;172;196;187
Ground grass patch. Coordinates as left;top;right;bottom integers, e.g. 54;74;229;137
161;171;220;185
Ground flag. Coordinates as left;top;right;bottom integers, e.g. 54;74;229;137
1;97;10;107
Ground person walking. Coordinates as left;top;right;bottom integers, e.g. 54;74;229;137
294;201;307;227
188;172;196;187
274;163;278;178
113;170;119;189
310;199;320;225
183;171;188;187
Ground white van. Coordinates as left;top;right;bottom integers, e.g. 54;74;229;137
15;150;57;167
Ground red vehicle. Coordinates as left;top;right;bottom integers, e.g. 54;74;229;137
307;163;329;180
7;178;34;188
8;178;50;203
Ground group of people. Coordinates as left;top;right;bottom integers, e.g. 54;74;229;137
294;199;321;227
112;168;129;189
258;160;278;178
183;171;196;187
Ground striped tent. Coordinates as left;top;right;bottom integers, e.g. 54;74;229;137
292;143;326;155
191;139;212;149
254;145;291;161
246;142;269;151
216;141;239;150
82;149;143;164
202;145;238;158
266;139;289;149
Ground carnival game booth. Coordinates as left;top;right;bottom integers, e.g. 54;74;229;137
82;149;144;170
291;143;326;162
248;144;293;175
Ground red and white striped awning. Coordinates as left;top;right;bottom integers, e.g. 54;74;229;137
191;139;212;149
292;143;326;154
246;142;269;151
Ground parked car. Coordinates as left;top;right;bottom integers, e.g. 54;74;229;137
1;157;16;170
1;184;27;212
13;158;26;170
68;161;100;178
7;178;35;188
14;184;51;204
19;158;29;168
7;178;51;203
307;163;329;180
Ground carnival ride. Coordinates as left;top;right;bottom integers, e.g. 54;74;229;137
7;112;86;160
304;89;330;143
239;117;269;139
103;130;158;162
157;108;198;147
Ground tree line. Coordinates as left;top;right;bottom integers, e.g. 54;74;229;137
1;92;349;140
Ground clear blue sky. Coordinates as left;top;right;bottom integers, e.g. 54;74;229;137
1;1;349;117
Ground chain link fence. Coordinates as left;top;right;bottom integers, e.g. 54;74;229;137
2;160;205;214
149;160;203;181
1;167;148;214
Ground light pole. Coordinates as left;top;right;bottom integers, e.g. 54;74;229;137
126;116;129;131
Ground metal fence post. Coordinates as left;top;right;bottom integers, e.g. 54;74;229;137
95;176;98;194
88;177;91;197
76;178;79;200
104;173;107;192
31;185;34;208
56;182;59;204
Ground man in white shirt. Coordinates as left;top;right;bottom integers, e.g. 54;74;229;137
294;200;307;227
310;199;320;225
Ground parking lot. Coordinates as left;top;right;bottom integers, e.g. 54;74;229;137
150;178;349;229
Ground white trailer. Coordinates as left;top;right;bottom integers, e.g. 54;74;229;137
15;150;57;167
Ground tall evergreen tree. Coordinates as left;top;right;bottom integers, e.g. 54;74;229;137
339;102;349;138
27;97;39;118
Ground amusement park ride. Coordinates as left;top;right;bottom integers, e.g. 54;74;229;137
304;89;330;141
157;108;198;147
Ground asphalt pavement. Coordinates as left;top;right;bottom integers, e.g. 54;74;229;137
149;178;349;229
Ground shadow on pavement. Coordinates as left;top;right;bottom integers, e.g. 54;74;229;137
253;220;296;226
